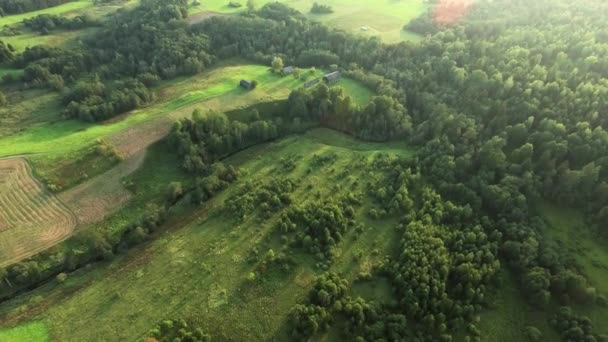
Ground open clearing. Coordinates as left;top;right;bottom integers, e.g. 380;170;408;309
0;158;76;267
190;0;428;43
0;129;412;341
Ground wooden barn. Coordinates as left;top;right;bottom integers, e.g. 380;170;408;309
240;79;252;89
323;71;341;84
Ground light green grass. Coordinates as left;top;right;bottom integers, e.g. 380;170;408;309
0;128;412;341
0;0;95;27
0;63;372;162
190;0;427;43
0;321;50;342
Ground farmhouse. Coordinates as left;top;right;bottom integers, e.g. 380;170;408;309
240;79;252;89
282;66;295;75
323;71;341;85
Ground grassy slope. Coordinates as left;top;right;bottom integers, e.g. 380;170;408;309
190;0;428;43
0;63;372;172
0;129;412;341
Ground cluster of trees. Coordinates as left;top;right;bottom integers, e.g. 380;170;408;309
287;84;411;141
189;163;239;205
275;199;354;263
310;2;332;14
171;109;281;174
23;14;98;34
0;0;71;15
0;40;14;63
63;78;154;122
549;306;606;341
224;177;295;221
290;273;414;341
147;318;211;342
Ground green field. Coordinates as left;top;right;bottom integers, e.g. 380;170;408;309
0;0;95;27
0;63;372;163
0;128;412;341
190;0;428;43
0;321;49;342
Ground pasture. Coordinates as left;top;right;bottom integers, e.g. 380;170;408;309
190;0;428;43
0;128;412;341
0;158;76;267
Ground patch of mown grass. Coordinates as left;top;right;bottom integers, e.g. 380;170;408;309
0;321;50;342
0;129;413;341
190;0;428;43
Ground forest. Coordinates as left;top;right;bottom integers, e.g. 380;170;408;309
0;0;607;341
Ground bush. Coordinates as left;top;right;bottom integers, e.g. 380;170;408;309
228;1;242;7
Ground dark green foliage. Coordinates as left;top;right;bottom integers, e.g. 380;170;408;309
171;109;280;174
310;2;332;14
63;79;154;122
0;40;13;63
23;14;98;34
147;318;211;342
550;306;601;341
275;199;350;261
225;177;295;221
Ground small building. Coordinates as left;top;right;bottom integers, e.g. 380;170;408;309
282;66;295;75
240;79;252;90
304;78;321;88
323;71;341;85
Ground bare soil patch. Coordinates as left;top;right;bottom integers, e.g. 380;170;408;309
58;150;146;228
0;158;76;267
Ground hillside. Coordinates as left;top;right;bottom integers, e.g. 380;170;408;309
1;0;608;341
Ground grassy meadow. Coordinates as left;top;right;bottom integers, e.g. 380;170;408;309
0;128;413;341
190;0;428;43
0;63;372;171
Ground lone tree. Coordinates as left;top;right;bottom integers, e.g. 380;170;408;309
247;0;255;12
271;56;284;73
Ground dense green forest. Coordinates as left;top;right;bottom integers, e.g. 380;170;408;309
1;0;608;341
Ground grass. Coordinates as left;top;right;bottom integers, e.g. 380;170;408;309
478;270;560;341
0;63;373;170
536;200;608;335
0;128;413;341
189;0;428;43
0;321;50;342
0;0;95;27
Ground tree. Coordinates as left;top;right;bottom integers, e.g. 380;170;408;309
247;0;255;12
271;56;284;73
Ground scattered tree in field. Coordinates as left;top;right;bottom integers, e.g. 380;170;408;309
247;0;255;12
310;2;333;14
271;56;284;73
